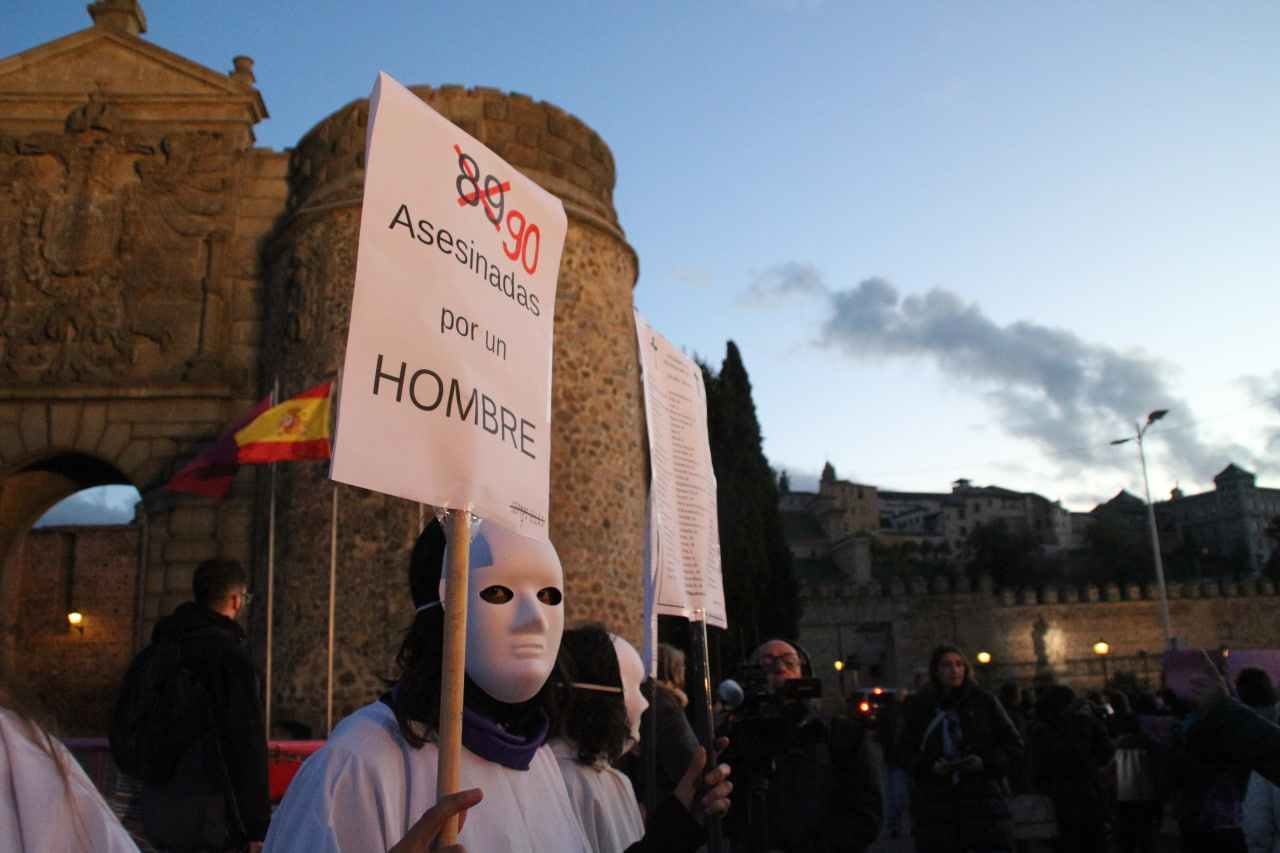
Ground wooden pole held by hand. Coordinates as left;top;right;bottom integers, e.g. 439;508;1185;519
436;509;472;846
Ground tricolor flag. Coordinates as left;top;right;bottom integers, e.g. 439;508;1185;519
163;397;272;498
235;382;334;464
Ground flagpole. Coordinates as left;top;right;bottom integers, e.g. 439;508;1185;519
327;483;339;735
325;374;341;736
264;377;279;740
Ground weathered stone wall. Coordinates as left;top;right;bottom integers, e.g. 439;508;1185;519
0;14;288;728
13;527;140;735
258;86;644;734
800;575;1280;712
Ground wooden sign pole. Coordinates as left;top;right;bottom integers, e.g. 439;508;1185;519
436;509;472;846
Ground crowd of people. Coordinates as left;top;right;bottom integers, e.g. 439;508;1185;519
10;517;1280;853
872;645;1280;853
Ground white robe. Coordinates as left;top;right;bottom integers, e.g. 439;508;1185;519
0;708;140;853
264;702;591;853
552;739;645;853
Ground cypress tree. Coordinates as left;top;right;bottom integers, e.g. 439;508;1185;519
701;341;800;671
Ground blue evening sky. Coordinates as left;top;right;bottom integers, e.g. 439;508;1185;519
6;1;1278;521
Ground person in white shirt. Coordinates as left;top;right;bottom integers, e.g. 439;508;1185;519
552;624;730;853
1;678;141;853
265;517;587;853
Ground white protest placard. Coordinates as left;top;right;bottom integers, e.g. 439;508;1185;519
331;72;566;538
635;311;727;629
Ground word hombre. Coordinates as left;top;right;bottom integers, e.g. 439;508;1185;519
371;353;537;459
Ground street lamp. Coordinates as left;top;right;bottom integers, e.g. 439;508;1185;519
1111;409;1175;649
834;659;846;696
1094;640;1110;691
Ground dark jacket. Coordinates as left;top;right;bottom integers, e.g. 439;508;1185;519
897;682;1023;852
1000;701;1031;794
623;682;700;811
1188;697;1280;788
141;602;270;850
876;697;908;769
1029;709;1115;831
1179;699;1259;852
725;702;883;853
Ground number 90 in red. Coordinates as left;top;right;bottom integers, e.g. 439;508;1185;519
502;211;540;276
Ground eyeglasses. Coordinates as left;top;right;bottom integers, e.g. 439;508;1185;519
758;652;801;670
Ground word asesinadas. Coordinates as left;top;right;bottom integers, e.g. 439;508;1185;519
371;353;536;459
388;204;541;317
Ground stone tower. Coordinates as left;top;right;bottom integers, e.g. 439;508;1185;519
259;88;647;732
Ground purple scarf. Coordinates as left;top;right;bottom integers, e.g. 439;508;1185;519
461;706;549;771
384;685;548;770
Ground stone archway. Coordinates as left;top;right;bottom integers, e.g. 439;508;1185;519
0;451;142;733
0;453;127;670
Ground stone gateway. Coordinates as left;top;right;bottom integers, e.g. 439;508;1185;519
0;1;645;737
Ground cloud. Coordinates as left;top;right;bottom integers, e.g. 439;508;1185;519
751;267;1264;486
1241;372;1280;461
667;267;716;288
739;262;828;305
35;485;140;528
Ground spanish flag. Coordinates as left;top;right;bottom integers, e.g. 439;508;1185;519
235;381;334;464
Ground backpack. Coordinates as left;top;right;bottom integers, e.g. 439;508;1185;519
109;636;213;784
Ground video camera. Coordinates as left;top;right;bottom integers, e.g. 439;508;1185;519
718;663;823;780
723;662;822;717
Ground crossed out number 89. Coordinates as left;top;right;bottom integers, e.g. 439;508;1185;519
455;144;541;275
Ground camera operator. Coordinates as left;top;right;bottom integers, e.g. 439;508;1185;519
720;639;882;853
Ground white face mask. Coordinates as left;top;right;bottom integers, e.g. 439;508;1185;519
439;523;565;704
612;635;649;751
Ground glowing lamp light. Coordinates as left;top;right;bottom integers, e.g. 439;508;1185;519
859;701;870;713
1094;641;1110;656
976;651;992;664
67;610;84;634
873;687;883;695
834;660;844;672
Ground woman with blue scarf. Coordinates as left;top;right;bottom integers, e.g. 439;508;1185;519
897;645;1024;853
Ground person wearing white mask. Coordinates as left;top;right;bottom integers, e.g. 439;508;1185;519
265;519;730;853
551;623;732;853
264;517;585;853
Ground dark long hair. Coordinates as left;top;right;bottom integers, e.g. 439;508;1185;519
927;644;972;698
389;518;559;747
553;622;631;766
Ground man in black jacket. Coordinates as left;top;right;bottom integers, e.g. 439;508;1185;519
140;557;270;852
722;638;883;852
